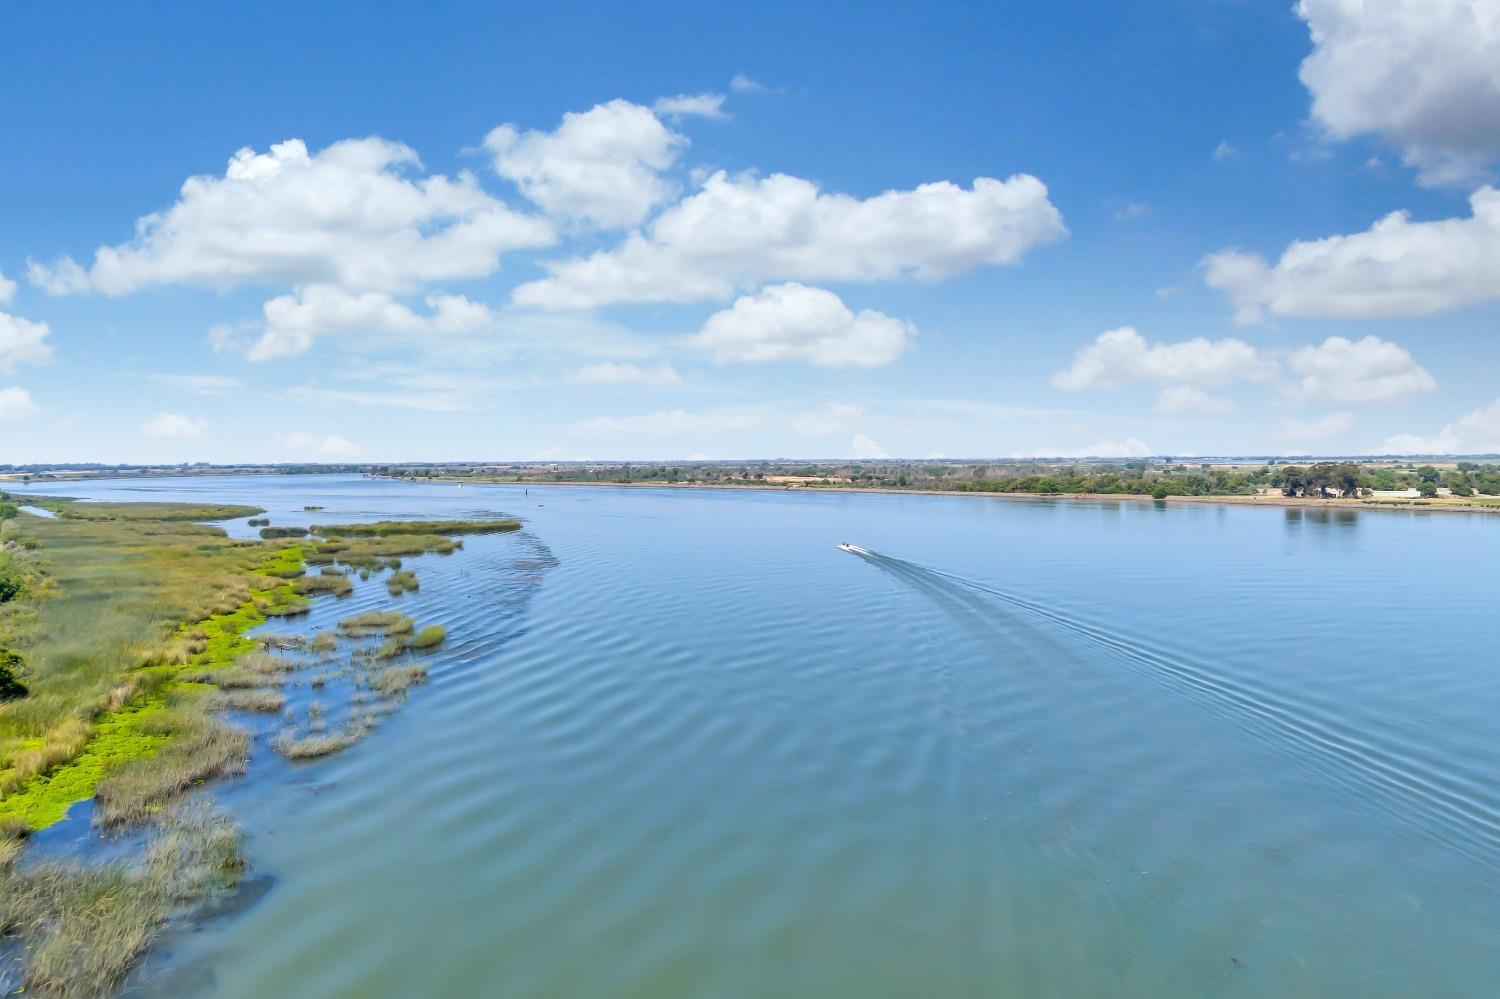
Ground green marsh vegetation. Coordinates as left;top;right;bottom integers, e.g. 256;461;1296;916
27;499;265;523
336;610;413;638
295;570;355;598
409;625;446;650
0;501;501;992
0;504;300;822
312;518;520;537
0;500;312;995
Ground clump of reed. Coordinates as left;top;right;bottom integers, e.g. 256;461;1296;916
189;650;294;688
272;729;361;759
92;710;250;828
294;573;354;598
303;505;325;512
212;689;285;714
385;569;418;596
311;518;519;537
306;535;459;566
336;611;413;638
408;625;446;650
0;804;243;997
258;526;308;539
309;631;338;654
246;517;270;527
368;664;428;697
43;502;264;523
0;717;91;796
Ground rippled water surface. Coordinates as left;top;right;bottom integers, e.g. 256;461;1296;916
11;475;1500;996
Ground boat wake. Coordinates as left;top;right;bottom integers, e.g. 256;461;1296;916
845;546;1500;871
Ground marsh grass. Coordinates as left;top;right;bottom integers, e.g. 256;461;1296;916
375;637;407;660
309;632;338;654
312;518;519;537
368;664;427;697
336;611;414;638
212;689;284;714
92;710;249;827
0;803;243;997
307;535;458;568
0;507;299;818
271;730;358;759
295;573;354;598
258;526;308;539
385;569;418;595
408;625;446;650
36;501;263;523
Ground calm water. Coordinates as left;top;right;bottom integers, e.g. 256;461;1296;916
10;474;1500;996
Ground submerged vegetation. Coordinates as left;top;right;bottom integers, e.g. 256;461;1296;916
0;804;243;997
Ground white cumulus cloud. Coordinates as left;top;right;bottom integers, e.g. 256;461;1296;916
1204;187;1500;322
246;285;495;360
579;408;764;434
29;138;553;296
514;170;1066;308
0;311;54;373
851;432;888;459
1287;335;1436;403
0;268;15;304
1154;386;1236;414
652;92;727;119
0;387;38;420
272;431;362;459
148;373;243;394
486;100;687;228
689;283;913;367
1296;0;1500;185
1051;327;1276;392
793;402;867;435
1380;397;1500;453
1278;411;1356;441
572;362;683;386
1012;437;1153;459
142;412;207;440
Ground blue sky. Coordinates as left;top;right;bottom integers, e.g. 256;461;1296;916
3;0;1500;463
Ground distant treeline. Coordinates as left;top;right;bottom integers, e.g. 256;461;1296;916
380;460;1500;500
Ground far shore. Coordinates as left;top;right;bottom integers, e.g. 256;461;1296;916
384;475;1500;517
8;467;1496;517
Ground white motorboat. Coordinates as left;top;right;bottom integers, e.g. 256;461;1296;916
837;542;872;555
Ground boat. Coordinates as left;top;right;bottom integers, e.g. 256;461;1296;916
837;542;872;555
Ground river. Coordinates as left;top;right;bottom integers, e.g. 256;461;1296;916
7;474;1499;997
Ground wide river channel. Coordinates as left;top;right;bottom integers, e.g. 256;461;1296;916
8;474;1500;997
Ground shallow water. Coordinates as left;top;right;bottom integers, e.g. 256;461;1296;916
9;475;1500;996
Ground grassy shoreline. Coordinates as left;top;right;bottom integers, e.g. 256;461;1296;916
0;502;505;995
